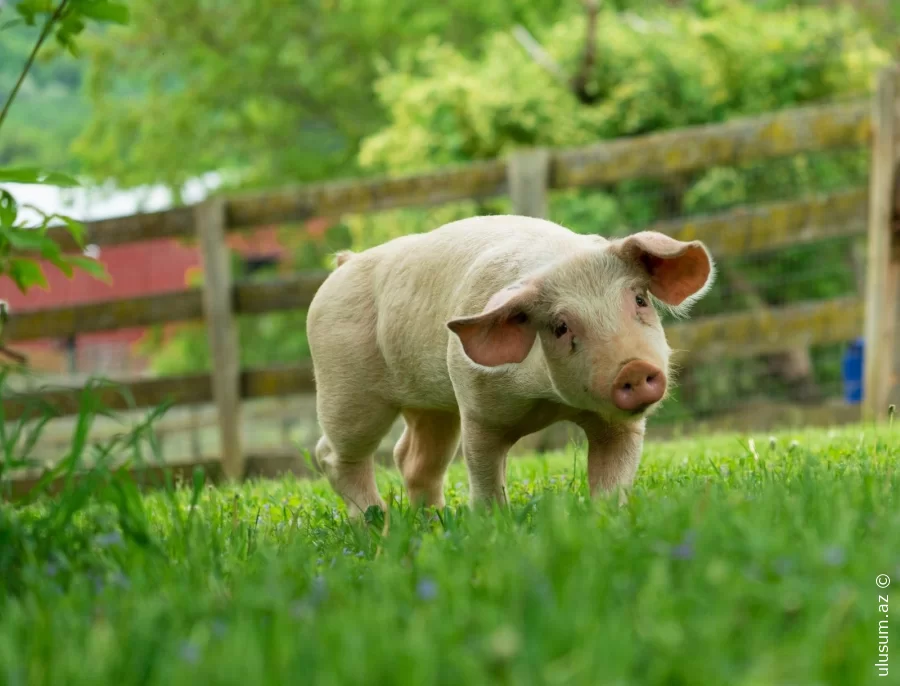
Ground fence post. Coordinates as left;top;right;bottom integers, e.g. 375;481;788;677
508;148;550;219
189;405;202;461
863;65;900;422
196;197;245;479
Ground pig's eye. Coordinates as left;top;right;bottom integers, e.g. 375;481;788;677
553;321;568;338
635;294;648;308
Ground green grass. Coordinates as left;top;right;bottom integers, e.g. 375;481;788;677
1;422;899;685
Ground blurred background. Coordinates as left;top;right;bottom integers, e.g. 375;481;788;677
1;0;898;467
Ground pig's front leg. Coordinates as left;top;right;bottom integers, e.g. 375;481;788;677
577;415;645;497
460;418;513;506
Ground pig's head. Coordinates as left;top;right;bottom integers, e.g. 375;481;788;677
447;231;715;422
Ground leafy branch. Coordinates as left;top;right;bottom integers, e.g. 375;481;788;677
0;0;130;366
512;0;602;105
0;0;70;132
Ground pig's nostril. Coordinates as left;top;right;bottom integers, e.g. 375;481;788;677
611;360;667;413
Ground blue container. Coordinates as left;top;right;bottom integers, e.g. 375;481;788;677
841;338;864;404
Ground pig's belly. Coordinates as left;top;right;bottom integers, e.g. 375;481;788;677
385;352;459;411
377;332;460;412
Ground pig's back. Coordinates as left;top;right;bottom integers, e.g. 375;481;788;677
369;216;586;408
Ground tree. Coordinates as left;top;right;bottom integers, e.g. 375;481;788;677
72;0;579;196
351;1;889;418
130;0;890;415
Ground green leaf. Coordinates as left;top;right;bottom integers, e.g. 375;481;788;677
5;228;54;252
47;253;74;278
64;255;111;283
77;2;130;25
9;258;49;292
0;168;80;187
0;18;26;32
41;172;80;188
39;238;64;262
61;216;86;248
14;1;37;26
0;168;44;184
0;191;17;228
59;14;85;36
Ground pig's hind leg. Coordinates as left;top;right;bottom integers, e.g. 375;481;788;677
315;392;398;517
393;409;460;509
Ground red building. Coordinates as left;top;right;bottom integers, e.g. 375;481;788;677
0;227;292;376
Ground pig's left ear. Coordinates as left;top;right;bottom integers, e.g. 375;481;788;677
612;231;715;309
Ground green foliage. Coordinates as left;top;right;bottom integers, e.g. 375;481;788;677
139;310;314;377
72;0;577;193
0;0;126;297
346;2;885;262
0;423;898;682
360;3;887;173
337;1;889;424
0;22;89;171
0;168;110;293
0;368;170;595
89;0;888;403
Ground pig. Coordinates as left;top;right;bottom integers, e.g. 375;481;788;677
306;216;715;515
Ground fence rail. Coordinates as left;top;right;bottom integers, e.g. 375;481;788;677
10;189;868;343
0;295;865;420
46;100;870;252
4;76;900;489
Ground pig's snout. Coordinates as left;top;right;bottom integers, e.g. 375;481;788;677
611;360;666;413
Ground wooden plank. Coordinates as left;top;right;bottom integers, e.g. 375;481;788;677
863;66;900;422
2;296;861;420
46;207;196;252
234;271;329;315
2;373;214;421
1;451;307;502
196;198;244;480
554;101;870;189
4;191;867;342
511;402;862;447
648;402;861;440
242;364;316;399
35;102;868;248
3;273;329;343
20;388;316;453
667;296;864;363
3;290;205;342
893;155;900;409
1;365;317;421
508;149;550;219
650;188;868;257
226;160;508;229
2;397;862;502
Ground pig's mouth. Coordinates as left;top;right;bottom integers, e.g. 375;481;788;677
611;399;662;420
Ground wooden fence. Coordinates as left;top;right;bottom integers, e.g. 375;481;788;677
3;65;899;487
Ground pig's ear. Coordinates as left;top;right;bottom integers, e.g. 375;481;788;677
446;283;539;367
612;231;715;310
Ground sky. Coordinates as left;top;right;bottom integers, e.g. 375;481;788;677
7;172;222;240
